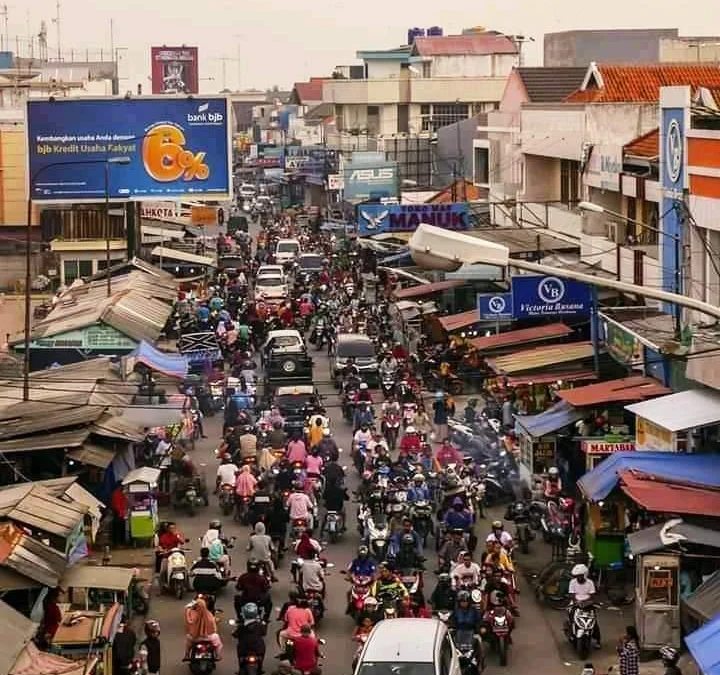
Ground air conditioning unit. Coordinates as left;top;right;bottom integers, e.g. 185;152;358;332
606;219;627;244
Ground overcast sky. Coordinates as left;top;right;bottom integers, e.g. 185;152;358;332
9;0;718;91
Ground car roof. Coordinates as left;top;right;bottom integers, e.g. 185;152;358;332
277;238;300;245
258;265;284;273
267;329;302;338
362;618;442;663
298;252;322;258
337;332;374;344
275;385;315;396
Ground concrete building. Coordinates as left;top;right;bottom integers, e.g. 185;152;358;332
230;91;274;133
659;37;720;63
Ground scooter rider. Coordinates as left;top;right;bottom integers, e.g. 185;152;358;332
486;520;514;553
429;573;456;613
317;429;340;463
157;521;185;584
407;474;430;503
451;551;482;589
544;466;563;500
347;546;378;579
353;401;375;432
321;481;349;535
444;497;476;552
389;518;423;558
190;547;223;602
568;563;601;648
234;602;267;675
659;646;682;675
236;559;272;622
287;481;315;530
216;455;239;493
399;426;421;458
450;590;482;644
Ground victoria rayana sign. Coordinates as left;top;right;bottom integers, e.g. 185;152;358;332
511;275;592;319
357;202;469;236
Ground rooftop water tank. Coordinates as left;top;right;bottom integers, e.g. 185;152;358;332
407;27;425;45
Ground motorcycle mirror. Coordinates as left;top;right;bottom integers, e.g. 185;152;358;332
319;639;327;645
228;619;237;626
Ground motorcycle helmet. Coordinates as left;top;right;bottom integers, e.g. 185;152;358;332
513;502;526;515
293;480;304;490
144;619;160;636
437;573;451;585
435;391;444;400
357;545;369;557
401;533;415;547
363;596;379;608
471;589;483;605
659;646;679;665
452;497;464;510
492;520;503;530
571;563;589;577
209;519;222;531
242;602;259;622
360;382;368;390
247;559;260;573
548;466;559;477
457;590;471;603
413;473;425;484
323;428;331;436
405;426;416;434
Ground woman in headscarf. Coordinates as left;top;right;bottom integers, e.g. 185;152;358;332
184;596;223;658
201;528;230;572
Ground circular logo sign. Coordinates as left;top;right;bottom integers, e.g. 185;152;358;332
537;276;566;304
666;118;682;184
488;296;506;313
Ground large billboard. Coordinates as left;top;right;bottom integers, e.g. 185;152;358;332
357;202;469;236
151;46;199;94
27;96;232;203
343;160;398;202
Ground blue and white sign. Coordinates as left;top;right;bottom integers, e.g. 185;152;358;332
27;96;232;202
478;292;513;320
343;160;398;202
357;202;470;236
511;275;592;319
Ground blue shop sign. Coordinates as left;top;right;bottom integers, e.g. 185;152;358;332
511;275;592;319
357;202;469;236
477;292;513;320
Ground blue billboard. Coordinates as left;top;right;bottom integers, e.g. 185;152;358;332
27;96;232;202
343;160;398;202
511;275;592;319
357;202;470;236
478;292;513;320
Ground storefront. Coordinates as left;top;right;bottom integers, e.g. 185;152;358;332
580;437;636;471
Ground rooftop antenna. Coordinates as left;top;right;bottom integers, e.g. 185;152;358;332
0;5;8;53
51;0;60;60
38;20;48;61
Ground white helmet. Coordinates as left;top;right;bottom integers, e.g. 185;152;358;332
548;466;560;477
571;563;589;577
405;426;416;434
322;428;331;436
413;473;425;483
360;382;368;390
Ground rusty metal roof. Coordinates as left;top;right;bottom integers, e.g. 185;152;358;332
90;413;145;442
0;406;103;441
412;34;517;57
438;309;481;332
470;323;572;351
624;128;659;160
0;523;66;587
67;443;116;469
504;370;598;387
559;376;670;407
487;341;595;375
0;429;90;454
393;279;465;300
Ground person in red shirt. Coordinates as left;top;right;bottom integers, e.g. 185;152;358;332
399;426;421;458
392;342;408;361
157;522;185;579
436;440;463;468
39;587;63;649
111;483;128;546
291;624;321;674
279;303;294;327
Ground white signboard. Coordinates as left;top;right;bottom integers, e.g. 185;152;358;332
141;201;177;220
584;144;622;192
327;174;344;191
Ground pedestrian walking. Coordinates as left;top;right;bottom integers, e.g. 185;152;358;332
617;626;640;675
432;391;449;443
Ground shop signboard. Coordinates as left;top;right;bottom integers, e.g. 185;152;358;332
328;174;344;191
532;439;556;474
581;440;636;454
140;201;177;219
27;96;232;202
150;46;199;94
283;145;331;176
343;160;398;201
190;205;219;226
511;275;592;319
584;144;622;192
356;202;469;236
636;415;675;452
477;292;513;320
604;321;643;367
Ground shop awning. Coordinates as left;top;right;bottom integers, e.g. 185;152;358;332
627;519;720;556
685;609;720;675
686;571;720;622
625;389;720;433
438;309;481;332
393;279;465;300
487;341;594;375
515;399;584;439
578;451;720;502
619;471;720;517
61;564;135;591
558;376;671;407
150;246;216;267
505;370;597;387
470;323;573;352
67;443;116;469
128;340;189;379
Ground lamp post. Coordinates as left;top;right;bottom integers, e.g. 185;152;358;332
578;200;683;337
104;156;132;296
24;156;130;401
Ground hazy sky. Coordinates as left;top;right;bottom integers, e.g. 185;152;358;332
8;0;718;91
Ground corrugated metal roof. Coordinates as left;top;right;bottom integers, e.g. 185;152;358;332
61;564;134;591
515;66;587;103
60;271;177;303
438;309;481;332
515;399;584;438
686;612;720;675
505;370;598;387
487;341;595;375
90;413;145;442
0;429;90;454
393;279;465;299
559;376;670;407
470;323;572;351
627;520;720;556
472;228;578;255
67;443;116;469
626;389;720;433
150;246;216;266
0;599;36;675
7;487;87;538
87;256;175;282
620;472;720;518
412;34;517;56
0;566;39;590
0;523;66;586
686;570;720;622
0;406;103;441
0;395;91;421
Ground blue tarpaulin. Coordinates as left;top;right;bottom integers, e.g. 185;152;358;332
686;611;720;675
578;451;720;502
129;341;188;379
515;400;583;439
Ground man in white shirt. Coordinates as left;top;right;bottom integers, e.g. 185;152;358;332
216;456;239;489
353;426;373;448
568;563;600;647
451;552;482;589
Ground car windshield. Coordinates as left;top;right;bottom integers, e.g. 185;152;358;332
358;664;434;675
337;340;375;358
278;242;299;253
273;336;302;347
259;277;284;287
299;255;323;269
275;394;314;409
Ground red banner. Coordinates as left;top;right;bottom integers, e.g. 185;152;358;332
151;46;199;94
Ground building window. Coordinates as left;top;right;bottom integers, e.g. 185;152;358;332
474;145;489;185
422;61;431;78
560;159;580;206
420;103;469;132
64;259;93;284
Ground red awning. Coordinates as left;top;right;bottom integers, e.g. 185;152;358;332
470;323;572;351
504;370;598;387
619;470;720;516
438;309;481;332
558;376;671;407
394;279;466;300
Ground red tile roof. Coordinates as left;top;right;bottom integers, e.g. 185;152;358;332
619;470;720;517
393;279;465;300
292;77;327;104
566;63;720;103
427;180;484;203
624;128;659;159
558;376;670;407
412;34;517;57
438;309;480;332
470;322;572;351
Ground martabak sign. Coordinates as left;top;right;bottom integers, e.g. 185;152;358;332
357;202;469;236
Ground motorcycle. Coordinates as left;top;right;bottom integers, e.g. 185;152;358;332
382;412;401;452
564;602;597;659
178;481;205;517
402;402;417;429
366;513;390;562
485;606;512;666
161;547;189;599
455;630;485;675
291;517;309;541
380;372;395;399
219;484;235;516
324;510;343;543
184;638;218;675
235;494;252;524
411;500;433;547
507;501;534;554
349;574;374;618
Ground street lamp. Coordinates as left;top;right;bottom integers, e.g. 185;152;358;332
578;200;682;336
24;156;130;402
407;223;720;321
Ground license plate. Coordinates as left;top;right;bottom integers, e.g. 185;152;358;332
494;628;509;635
255;496;270;503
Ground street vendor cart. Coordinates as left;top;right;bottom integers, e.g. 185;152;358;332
122;467;162;546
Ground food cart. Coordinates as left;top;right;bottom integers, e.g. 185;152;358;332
122;467;162;546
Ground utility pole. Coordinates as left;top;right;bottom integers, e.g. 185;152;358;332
215;56;239;91
0;6;8;53
52;0;61;60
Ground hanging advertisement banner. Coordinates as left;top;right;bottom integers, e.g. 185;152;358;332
150;46;199;94
356;202;469;236
26;96;232;203
190;205;219;226
327;174;344;191
477;292;513;320
511;275;592;319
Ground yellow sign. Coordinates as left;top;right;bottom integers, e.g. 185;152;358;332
191;205;219;226
636;416;674;451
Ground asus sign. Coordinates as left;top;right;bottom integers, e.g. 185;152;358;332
343;161;398;201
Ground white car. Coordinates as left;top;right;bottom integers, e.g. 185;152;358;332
256;264;286;282
275;238;300;264
239;183;257;200
261;329;305;355
254;273;288;301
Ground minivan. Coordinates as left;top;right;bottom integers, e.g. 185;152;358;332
353;618;460;675
331;332;378;386
275;239;301;264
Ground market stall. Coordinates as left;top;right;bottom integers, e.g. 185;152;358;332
121;467;162;545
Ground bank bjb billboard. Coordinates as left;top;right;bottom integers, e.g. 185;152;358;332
357;202;470;236
343;160;398;201
151;46;199;94
26;96;232;202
